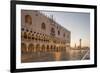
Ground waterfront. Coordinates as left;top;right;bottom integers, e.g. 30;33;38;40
21;48;90;63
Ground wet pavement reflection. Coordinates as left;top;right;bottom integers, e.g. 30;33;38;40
21;48;90;63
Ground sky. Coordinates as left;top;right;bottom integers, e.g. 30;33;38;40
41;11;90;47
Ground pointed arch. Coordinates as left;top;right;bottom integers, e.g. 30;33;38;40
28;43;34;52
21;43;27;53
41;44;45;52
25;15;32;25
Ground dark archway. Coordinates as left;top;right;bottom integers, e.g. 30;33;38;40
36;44;40;52
41;45;45;52
21;43;27;53
28;44;34;53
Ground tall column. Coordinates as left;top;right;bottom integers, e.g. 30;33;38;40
80;39;82;49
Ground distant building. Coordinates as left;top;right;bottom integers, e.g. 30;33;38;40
21;10;71;53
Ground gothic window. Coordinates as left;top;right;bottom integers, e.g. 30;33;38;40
28;32;31;39
58;30;60;35
41;22;46;30
50;27;55;36
24;32;27;39
63;33;65;37
32;34;34;40
25;15;32;25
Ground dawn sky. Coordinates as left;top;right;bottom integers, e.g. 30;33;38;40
41;11;90;47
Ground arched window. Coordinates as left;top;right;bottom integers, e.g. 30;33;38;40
28;44;34;52
32;34;34;40
24;32;27;39
28;32;31;39
63;33;65;37
25;15;32;25
41;22;46;30
21;43;27;53
58;30;60;35
50;27;55;36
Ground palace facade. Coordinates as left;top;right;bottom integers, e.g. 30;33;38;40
21;10;70;57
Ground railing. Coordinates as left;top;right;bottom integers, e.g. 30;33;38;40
81;50;90;60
